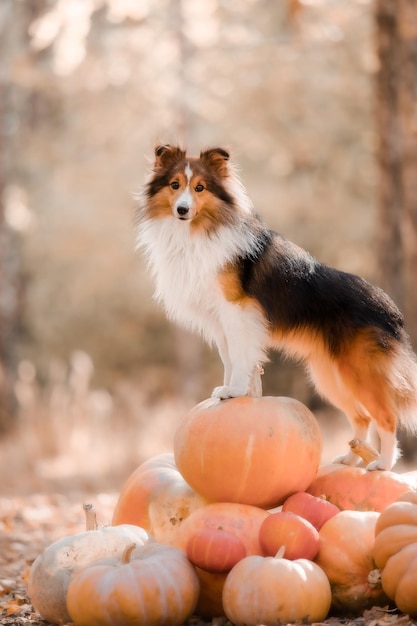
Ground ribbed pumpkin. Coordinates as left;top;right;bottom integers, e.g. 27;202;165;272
174;396;322;508
374;490;417;616
186;527;247;572
112;452;209;545
66;542;200;626
222;549;331;625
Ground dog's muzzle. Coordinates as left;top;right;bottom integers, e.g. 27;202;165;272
176;204;191;219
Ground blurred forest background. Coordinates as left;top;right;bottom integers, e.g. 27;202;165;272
1;0;417;495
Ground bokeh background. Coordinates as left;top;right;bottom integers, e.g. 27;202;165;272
1;0;416;495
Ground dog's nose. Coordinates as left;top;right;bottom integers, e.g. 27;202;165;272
177;205;189;217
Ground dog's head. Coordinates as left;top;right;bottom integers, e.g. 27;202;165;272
144;145;235;229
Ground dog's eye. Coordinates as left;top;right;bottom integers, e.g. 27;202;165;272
195;184;204;193
170;181;180;190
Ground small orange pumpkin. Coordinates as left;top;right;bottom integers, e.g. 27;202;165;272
112;452;209;545
259;511;320;560
373;490;417;616
66;542;200;626
307;463;417;512
315;510;389;614
174;396;322;508
222;548;331;625
186;527;246;572
177;502;268;556
282;491;340;530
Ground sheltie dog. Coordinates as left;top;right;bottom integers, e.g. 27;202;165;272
137;144;417;470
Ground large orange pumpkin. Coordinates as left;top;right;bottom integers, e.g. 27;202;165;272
112;452;209;545
174;396;322;508
307;463;417;512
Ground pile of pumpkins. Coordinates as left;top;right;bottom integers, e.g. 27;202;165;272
28;395;417;626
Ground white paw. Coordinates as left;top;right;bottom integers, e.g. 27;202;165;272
212;385;248;399
332;451;362;467
366;459;391;471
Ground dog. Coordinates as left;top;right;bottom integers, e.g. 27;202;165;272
137;144;417;471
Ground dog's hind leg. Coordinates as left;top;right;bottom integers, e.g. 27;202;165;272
341;374;399;469
332;413;373;466
334;341;400;470
307;355;373;466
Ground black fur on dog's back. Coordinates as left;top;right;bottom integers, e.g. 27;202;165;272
238;227;406;356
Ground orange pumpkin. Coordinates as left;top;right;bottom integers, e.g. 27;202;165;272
186;527;246;572
112;452;209;545
174;396;322;508
222;549;331;625
307;463;417;512
373;490;417;615
177;502;268;556
66;542;200;626
259;511;319;560
282;491;340;530
315;510;389;614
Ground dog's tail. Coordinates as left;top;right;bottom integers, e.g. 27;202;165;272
387;339;417;432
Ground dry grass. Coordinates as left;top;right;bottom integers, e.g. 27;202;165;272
0;351;193;496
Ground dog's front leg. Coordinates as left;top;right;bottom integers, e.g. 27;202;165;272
215;332;232;386
216;339;264;394
212;303;267;400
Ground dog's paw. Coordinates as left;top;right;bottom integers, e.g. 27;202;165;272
332;451;362;466
366;458;391;471
212;385;247;400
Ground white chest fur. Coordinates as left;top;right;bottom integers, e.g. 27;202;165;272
137;217;254;338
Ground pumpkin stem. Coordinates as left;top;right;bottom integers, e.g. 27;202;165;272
83;503;98;531
368;568;382;589
348;438;379;466
274;546;286;559
122;543;137;564
248;364;264;398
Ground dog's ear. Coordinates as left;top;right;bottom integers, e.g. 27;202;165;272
153;145;185;170
200;147;230;177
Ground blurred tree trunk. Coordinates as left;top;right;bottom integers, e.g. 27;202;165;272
0;1;18;432
0;1;35;433
374;0;417;349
